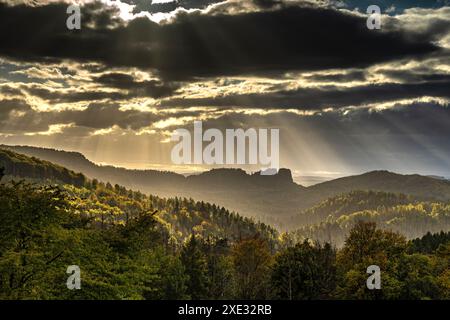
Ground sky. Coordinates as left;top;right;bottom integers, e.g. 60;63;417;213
0;0;449;178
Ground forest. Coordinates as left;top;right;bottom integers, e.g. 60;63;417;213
7;145;450;231
0;150;449;300
0;170;449;299
289;190;450;247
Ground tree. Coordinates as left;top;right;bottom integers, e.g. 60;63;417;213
271;241;336;300
435;243;450;299
336;221;407;299
180;234;209;299
140;247;189;300
395;253;440;299
339;221;406;268
0;182;72;298
231;237;272;299
409;231;450;254
202;238;234;299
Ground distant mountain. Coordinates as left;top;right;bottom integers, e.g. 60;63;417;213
302;170;450;207
3;145;450;229
0;145;302;227
427;175;449;181
2;146;450;244
293;174;334;187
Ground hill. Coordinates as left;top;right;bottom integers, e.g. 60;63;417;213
0;148;86;187
0;148;278;246
0;145;302;227
3;145;450;229
304;170;450;203
289;190;450;247
2;171;448;300
291;190;418;227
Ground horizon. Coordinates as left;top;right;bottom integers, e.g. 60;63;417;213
3;143;450;187
1;1;450;179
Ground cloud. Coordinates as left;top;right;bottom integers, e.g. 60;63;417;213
0;2;442;81
23;85;128;103
0;98;212;134
162;79;450;109
124;0;225;14
95;72;178;98
302;70;367;83
0;98;31;117
1;1;450;175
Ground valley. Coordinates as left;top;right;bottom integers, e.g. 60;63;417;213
3;144;450;231
0;146;449;300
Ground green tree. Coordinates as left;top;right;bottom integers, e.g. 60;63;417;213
271;241;336;300
231;237;273;299
180;234;209;299
202;238;234;299
336;221;407;299
435;243;450;299
0;182;71;298
395;253;440;299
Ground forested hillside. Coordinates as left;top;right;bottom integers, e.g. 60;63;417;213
0;149;86;187
0;148;277;247
4;145;450;230
63;182;278;248
2;148;450;248
289;191;450;247
1;177;448;299
291;191;418;227
0;151;449;299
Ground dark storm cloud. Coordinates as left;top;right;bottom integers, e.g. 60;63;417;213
0;100;159;132
339;101;450;136
0;2;441;81
0;85;23;97
95;73;178;98
23;86;128;103
303;70;367;82
0;98;30;117
56;104;202;130
162;79;450;109
13;72;178;103
124;0;282;15
207;101;450;136
380;70;450;83
0;98;206;133
123;0;225;14
342;0;450;12
252;0;283;8
54;103;160;130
